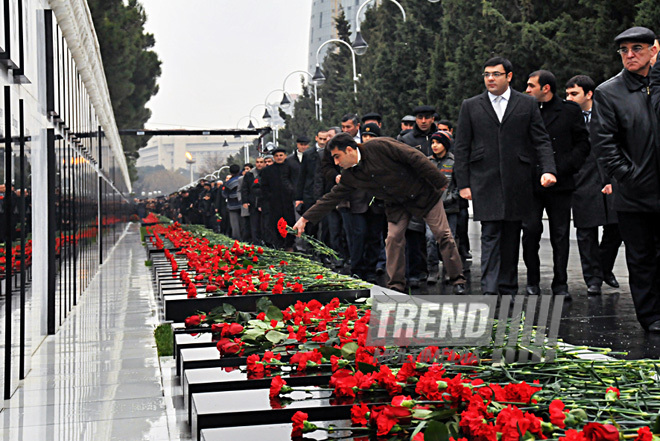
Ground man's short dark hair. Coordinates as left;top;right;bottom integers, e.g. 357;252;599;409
326;132;358;152
437;119;453;129
327;126;341;134
483;57;513;74
229;164;241;175
245;163;254;169
341;113;359;125
529;70;556;95
565;75;596;95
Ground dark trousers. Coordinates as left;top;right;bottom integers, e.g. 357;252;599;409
457;205;471;258
322;209;348;260
616;212;660;329
576;223;622;286
340;210;379;279
481;220;522;295
522;191;572;293
249;210;263;244
406;228;428;280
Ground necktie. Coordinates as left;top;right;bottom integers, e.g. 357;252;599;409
583;111;591;124
493;96;503;122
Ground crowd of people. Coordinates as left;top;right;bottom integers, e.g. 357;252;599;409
137;26;660;332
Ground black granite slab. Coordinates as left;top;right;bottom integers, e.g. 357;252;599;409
199;419;355;441
183;365;333;421
191;387;387;441
164;288;370;322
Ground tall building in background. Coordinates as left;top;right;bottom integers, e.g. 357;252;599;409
308;0;372;74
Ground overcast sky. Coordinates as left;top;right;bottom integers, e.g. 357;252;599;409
139;0;312;130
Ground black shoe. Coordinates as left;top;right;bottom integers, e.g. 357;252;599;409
453;283;466;295
604;274;619;288
365;274;378;284
648;320;660;332
554;290;572;300
526;285;540;295
375;267;385;275
587;284;602;295
408;278;422;288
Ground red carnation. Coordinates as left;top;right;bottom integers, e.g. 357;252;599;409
351;403;369;426
559;429;588;441
549;399;567;428
269;375;287;398
635;427;653;441
582;423;619;441
291;411;308;438
277;217;288;238
184;314;206;327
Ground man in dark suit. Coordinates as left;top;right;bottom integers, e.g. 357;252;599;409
454;56;557;296
294;133;466;293
285;135;310;188
522;70;590;298
566;75;622;295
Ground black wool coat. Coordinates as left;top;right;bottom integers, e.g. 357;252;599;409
453;89;556;222
533;96;590;193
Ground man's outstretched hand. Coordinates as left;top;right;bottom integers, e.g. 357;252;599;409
292;217;308;237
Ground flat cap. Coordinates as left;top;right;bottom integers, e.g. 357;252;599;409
296;135;310;144
361;112;382;123
271;147;287;154
614;26;656;45
401;115;416;123
362;123;381;137
412;105;435;115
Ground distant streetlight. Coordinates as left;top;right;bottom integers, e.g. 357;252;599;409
353;0;406;56
281;70;321;120
313;39;359;95
236;115;258;129
185;151;196;184
223;140;229;147
263;89;288;147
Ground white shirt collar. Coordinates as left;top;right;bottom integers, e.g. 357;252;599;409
352;147;361;167
488;86;511;103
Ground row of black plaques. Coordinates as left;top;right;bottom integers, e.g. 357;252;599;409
146;239;374;440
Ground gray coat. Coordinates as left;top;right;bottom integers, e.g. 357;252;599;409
454;89;556;222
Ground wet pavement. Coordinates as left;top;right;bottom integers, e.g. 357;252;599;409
370;220;660;360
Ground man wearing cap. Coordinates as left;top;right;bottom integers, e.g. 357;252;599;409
361;122;382;141
361;112;383;128
398;115;416;139
400;105;438;286
454;56;557;297
293;133;466;294
286;135;311;189
260;147;295;250
592;26;660;332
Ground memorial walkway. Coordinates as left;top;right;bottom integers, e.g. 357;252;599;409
1;221;658;440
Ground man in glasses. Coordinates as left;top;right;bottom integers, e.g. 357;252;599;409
592;26;660;332
454;56;556;297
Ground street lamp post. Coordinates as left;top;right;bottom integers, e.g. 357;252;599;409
281;70;321;120
264;89;287;147
352;0;406;56
185;151;196;184
313;39;359;95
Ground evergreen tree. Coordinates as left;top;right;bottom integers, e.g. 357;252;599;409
87;0;161;182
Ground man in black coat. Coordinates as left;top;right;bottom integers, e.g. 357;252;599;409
566;75;622;295
260;148;295;250
400;105;438;286
285;135;310;188
241;156;267;244
454;57;557;296
294;133;466;293
522;70;590;298
593;26;660;332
